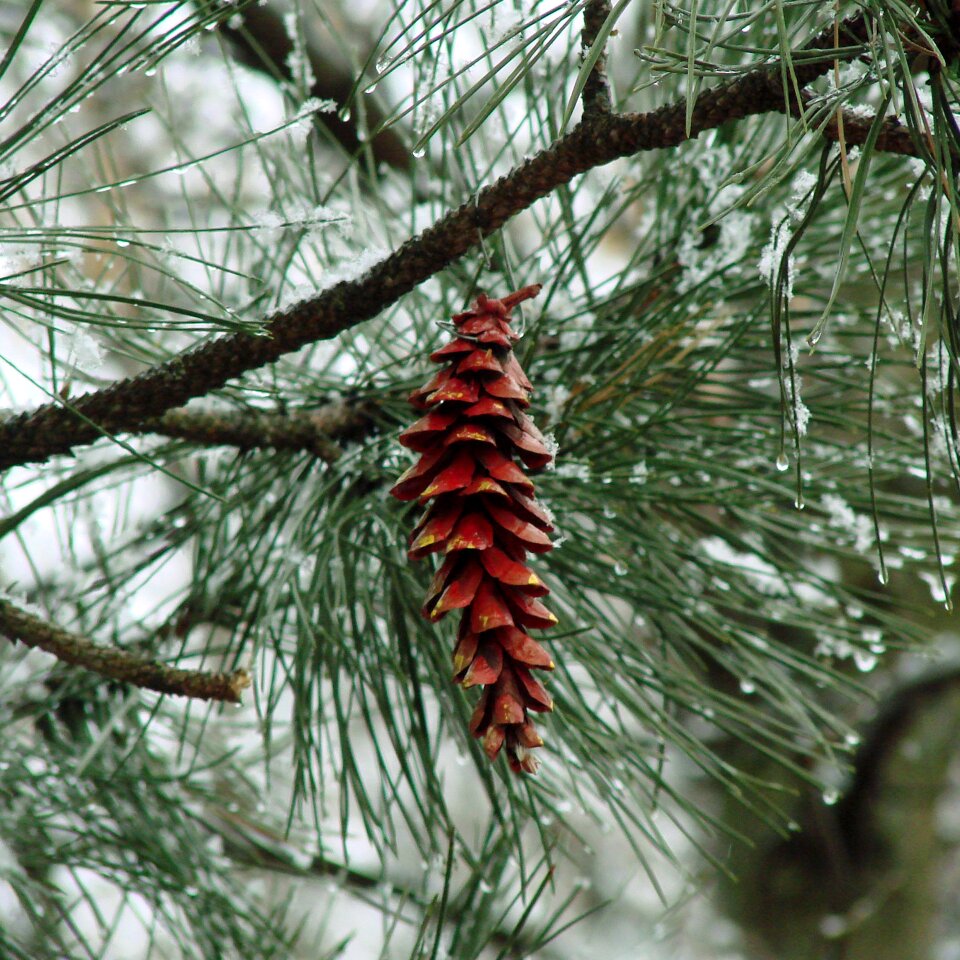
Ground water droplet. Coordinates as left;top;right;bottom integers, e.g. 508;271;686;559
116;239;130;247
794;493;805;510
339;107;351;122
854;649;878;673
375;55;390;74
844;732;861;748
861;627;883;651
776;451;789;471
819;914;847;938
145;66;157;77
822;787;840;805
613;561;627;576
877;567;890;585
807;327;822;347
366;81;378;94
412;145;426;158
739;678;756;695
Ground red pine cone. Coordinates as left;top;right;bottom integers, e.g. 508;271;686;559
391;285;557;775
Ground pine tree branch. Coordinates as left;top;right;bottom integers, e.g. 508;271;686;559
0;11;924;475
0;598;251;703
215;815;561;960
581;0;613;116
214;808;431;911
835;663;960;860
217;1;409;171
143;400;377;461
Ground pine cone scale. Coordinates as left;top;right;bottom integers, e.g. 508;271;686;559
391;285;557;775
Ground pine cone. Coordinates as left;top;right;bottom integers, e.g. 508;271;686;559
391;285;557;775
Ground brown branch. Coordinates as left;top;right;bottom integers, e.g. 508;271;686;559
822;106;916;156
143;400;377;461
0;12;921;475
0;598;251;703
581;0;613;115
835;663;960;860
218;2;409;171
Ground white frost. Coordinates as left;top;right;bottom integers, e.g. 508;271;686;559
699;536;788;597
821;494;873;554
758;216;794;297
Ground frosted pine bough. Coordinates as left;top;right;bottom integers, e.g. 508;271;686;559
391;286;557;774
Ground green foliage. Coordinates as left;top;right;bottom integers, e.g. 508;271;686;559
1;0;959;956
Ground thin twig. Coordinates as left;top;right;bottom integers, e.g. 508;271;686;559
143;400;377;461
0;598;251;703
581;0;613;115
0;13;921;475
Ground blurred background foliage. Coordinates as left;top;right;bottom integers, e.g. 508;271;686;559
1;0;960;957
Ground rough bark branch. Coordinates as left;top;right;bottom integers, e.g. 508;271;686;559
581;0;613;115
0;12;920;474
0;599;251;703
144;400;377;461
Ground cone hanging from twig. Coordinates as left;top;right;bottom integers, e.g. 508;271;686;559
391;285;557;775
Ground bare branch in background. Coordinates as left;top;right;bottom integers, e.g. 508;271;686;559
837;665;960;858
218;2;410;171
0;599;251;703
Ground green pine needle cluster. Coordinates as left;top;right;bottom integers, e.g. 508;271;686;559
1;0;959;956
